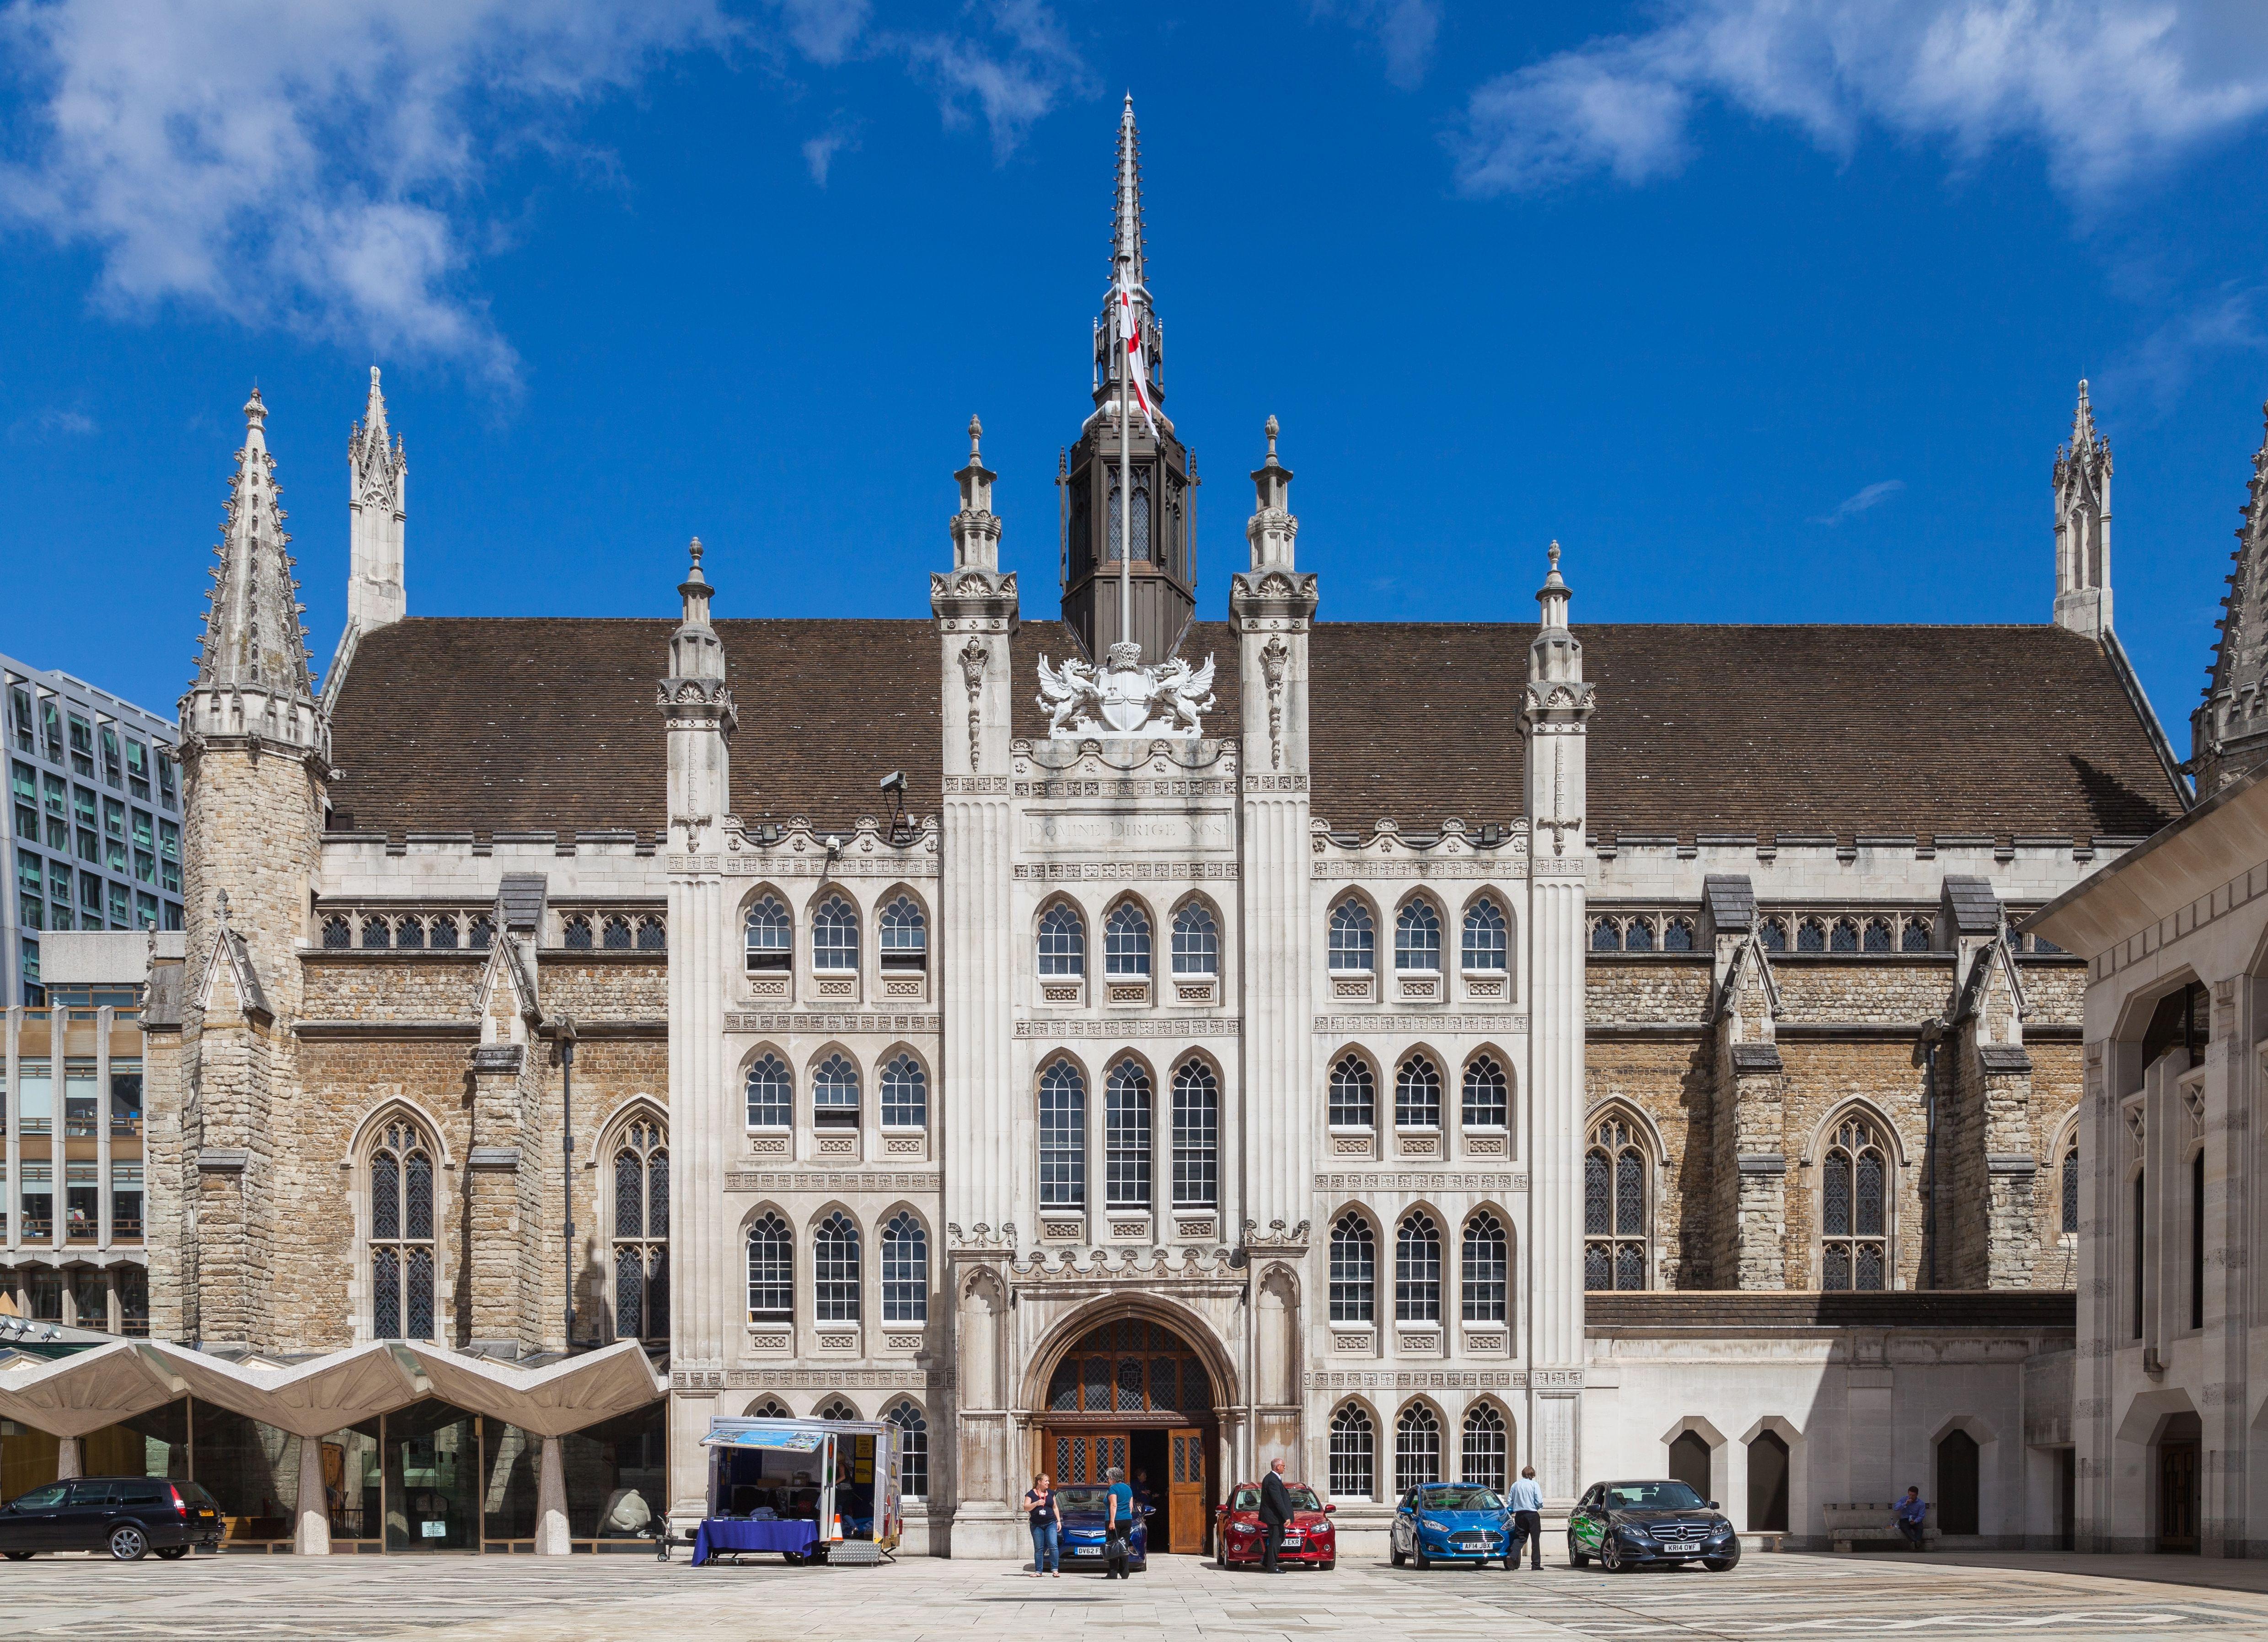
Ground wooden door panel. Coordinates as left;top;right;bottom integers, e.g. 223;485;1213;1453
1168;1428;1204;1554
1050;1431;1128;1489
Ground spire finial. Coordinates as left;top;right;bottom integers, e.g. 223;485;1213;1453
214;888;231;923
243;387;266;428
1265;414;1279;456
968;414;983;459
1548;540;1562;578
687;535;705;575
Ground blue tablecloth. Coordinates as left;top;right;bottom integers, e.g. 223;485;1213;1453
692;1518;821;1565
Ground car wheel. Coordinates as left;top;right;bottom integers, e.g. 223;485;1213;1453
1568;1534;1587;1568
1414;1539;1432;1570
1600;1538;1627;1573
1390;1546;1405;1567
3;1552;33;1562
108;1524;150;1562
1705;1555;1739;1572
1320;1558;1335;1571
155;1547;189;1561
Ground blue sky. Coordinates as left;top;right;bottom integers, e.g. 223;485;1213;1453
2;0;2266;772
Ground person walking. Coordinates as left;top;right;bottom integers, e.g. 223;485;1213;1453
1893;1487;1928;1551
1104;1466;1134;1579
1024;1473;1061;1578
1259;1458;1295;1573
1504;1465;1544;1570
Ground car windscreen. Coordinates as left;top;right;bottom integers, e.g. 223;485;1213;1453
1287;1487;1322;1511
1231;1487;1258;1510
1053;1488;1116;1514
1417;1487;1503;1511
1606;1482;1706;1511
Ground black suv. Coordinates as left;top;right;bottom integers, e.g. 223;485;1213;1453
0;1476;222;1561
1567;1479;1739;1572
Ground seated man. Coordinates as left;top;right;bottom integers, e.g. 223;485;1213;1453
1893;1487;1927;1550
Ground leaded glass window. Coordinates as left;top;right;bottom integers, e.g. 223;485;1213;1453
1462;898;1507;971
746;1213;792;1321
2061;1140;2080;1236
1172;901;1218;976
563;914;593;950
881;1212;927;1322
813;1212;860;1322
1329;1054;1375;1129
1585;1115;1648;1290
1462;1212;1507;1322
744;896;791;971
636;915;666;951
1105;901;1152;978
1591;918;1621;952
1171;1059;1218;1208
370;1119;436;1340
1463;1054;1508;1128
1395;1054;1441;1130
1038;902;1086;977
812;1053;860;1128
1330;1403;1374;1500
1330;1213;1375;1322
745;1054;792;1129
1105;1058;1153;1208
880;1054;927;1129
1796;917;1827;952
1625;917;1654;952
468;914;494;951
396;916;426;951
1901;916;1933;952
602;914;633;950
1395;1404;1442;1494
1662;916;1695;952
812;896;859;972
612;1118;669;1343
322;916;350;949
1462;1404;1507;1491
429;914;458;950
1328;899;1374;972
1821;1113;1890;1291
880;896;926;970
887;1402;929;1499
1396;1212;1442;1322
1862;917;1894;953
1759;918;1788;952
1395;898;1442;972
1830;916;1860;953
362;915;391;950
1039;1061;1086;1207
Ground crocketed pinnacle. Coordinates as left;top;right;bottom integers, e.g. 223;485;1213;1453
198;388;316;700
1113;92;1145;291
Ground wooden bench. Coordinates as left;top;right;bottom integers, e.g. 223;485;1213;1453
1823;1503;1938;1552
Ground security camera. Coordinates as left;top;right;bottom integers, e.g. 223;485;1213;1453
879;771;905;795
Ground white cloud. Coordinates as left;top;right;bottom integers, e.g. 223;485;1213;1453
1313;0;1442;90
904;0;1089;161
803;120;862;187
769;0;869;66
9;405;97;439
1453;1;2268;201
1811;478;1906;525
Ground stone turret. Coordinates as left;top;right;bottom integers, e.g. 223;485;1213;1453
2053;380;2113;639
347;367;407;634
2193;402;2268;795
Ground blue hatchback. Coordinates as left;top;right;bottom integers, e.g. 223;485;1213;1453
1054;1486;1150;1572
1390;1483;1515;1569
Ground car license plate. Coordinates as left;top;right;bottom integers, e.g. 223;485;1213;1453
1281;1535;1303;1546
1073;1546;1101;1556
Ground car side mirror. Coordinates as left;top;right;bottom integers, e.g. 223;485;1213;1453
1324;1503;1335;1513
1708;1502;1719;1511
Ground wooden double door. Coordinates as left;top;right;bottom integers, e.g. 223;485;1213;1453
1046;1428;1207;1554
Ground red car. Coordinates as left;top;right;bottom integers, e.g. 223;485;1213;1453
1215;1480;1336;1569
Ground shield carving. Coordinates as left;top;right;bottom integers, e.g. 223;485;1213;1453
1096;642;1151;734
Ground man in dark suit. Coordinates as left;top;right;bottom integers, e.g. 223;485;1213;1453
1259;1458;1295;1572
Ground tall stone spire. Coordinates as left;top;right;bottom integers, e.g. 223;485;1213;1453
347;366;407;633
2053;380;2113;638
187;388;324;760
2193;402;2268;795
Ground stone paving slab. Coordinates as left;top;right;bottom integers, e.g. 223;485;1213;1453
6;1551;2268;1641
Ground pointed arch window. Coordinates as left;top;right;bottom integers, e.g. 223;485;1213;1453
1105;1058;1153;1208
602;914;634;951
1462;899;1507;972
1106;476;1152;562
1037;902;1086;977
612;1118;669;1344
813;1212;861;1322
636;915;666;951
1330;1213;1375;1322
1585;1115;1649;1291
812;1054;860;1129
816;1397;858;1423
744;896;791;972
362;915;391;950
2061;1138;2080;1237
1329;1054;1375;1129
468;914;494;951
812;896;859;973
879;896;927;971
1462;1054;1508;1129
1395;1054;1442;1130
746;1213;792;1322
1901;917;1933;953
1330;1403;1374;1500
429;914;459;950
1461;1404;1507;1491
370;1119;436;1340
1328;899;1374;973
322;915;350;949
881;1212;928;1323
1171;1059;1218;1209
887;1402;929;1500
562;915;593;950
1395;1404;1442;1494
1039;1061;1086;1208
880;1054;928;1129
1171;901;1218;976
1396;1212;1442;1322
1820;1114;1890;1290
1104;901;1152;978
1394;899;1442;973
1462;1211;1507;1322
745;1054;792;1129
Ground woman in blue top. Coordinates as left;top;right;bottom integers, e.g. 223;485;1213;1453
1025;1472;1061;1578
1104;1467;1135;1579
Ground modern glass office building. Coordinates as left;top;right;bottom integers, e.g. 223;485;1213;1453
2;653;184;1005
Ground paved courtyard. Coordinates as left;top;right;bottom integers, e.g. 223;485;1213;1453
12;1549;2268;1641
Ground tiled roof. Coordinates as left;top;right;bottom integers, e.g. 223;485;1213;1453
324;617;2183;843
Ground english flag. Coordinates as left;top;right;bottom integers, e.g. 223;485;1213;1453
1115;268;1159;439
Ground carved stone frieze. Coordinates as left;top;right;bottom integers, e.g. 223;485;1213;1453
1016;1018;1239;1038
1314;1171;1529;1193
1014;861;1239;881
725;1170;942;1193
1312;1014;1528;1035
724;1012;940;1033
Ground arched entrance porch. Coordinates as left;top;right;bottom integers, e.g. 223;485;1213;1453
1025;1307;1228;1556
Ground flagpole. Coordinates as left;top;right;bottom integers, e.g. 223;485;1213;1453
1118;259;1134;656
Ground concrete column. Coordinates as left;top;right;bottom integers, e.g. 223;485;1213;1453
294;1435;330;1554
55;1435;80;1479
536;1435;570;1554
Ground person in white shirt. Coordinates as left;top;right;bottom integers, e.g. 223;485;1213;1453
1504;1465;1545;1570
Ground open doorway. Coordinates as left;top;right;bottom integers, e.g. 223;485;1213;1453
1038;1315;1218;1554
2157;1412;2200;1553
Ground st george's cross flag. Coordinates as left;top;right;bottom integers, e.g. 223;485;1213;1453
1115;267;1159;439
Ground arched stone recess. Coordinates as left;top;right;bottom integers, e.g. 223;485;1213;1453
1255;1262;1301;1409
1739;1414;1803;1536
1660;1413;1728;1507
1017;1291;1242;1417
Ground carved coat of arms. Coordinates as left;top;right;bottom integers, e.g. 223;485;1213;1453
1037;641;1216;738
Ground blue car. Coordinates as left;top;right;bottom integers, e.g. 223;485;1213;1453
1390;1483;1515;1569
1053;1486;1150;1572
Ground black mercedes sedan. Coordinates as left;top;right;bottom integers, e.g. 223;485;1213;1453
0;1476;222;1561
1567;1479;1739;1572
